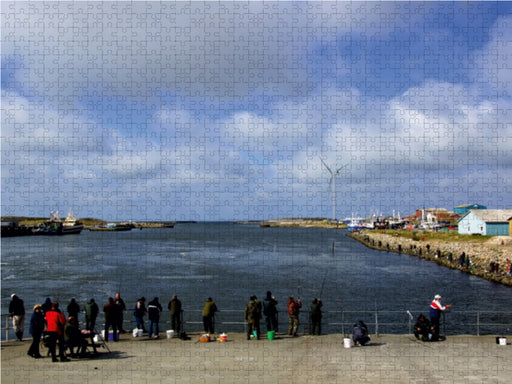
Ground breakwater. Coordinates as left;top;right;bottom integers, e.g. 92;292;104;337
348;231;512;287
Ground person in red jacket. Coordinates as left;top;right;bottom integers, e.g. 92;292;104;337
287;296;302;337
45;302;68;362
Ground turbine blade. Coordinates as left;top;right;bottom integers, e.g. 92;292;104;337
320;158;333;174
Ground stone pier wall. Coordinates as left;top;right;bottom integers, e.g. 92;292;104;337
348;231;512;287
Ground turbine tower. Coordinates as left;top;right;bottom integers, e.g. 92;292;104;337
321;158;346;221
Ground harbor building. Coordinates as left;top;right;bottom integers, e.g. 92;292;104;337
454;204;487;215
458;209;512;236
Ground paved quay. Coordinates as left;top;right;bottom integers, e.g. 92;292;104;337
2;333;511;383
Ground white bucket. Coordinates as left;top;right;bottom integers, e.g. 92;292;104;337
343;337;352;348
166;330;175;339
499;337;507;346
133;328;143;337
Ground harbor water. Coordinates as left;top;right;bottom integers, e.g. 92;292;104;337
2;223;511;338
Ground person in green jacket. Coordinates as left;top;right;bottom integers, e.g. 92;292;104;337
202;297;218;334
85;298;99;332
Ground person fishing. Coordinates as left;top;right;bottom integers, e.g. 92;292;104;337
429;294;451;341
263;291;278;332
202;297;217;334
310;298;322;335
287;296;302;337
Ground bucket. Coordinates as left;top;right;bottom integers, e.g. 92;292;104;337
499;337;507;346
267;331;275;340
199;334;210;343
220;333;227;342
133;329;143;337
166;330;175;339
101;330;114;340
343;337;352;349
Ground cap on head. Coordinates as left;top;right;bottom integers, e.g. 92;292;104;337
434;294;441;300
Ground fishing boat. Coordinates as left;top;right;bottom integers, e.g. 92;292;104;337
61;210;84;234
347;216;363;232
34;210;83;235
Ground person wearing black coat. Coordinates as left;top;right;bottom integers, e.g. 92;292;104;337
27;305;45;358
9;294;25;341
67;298;80;326
310;298;323;335
147;297;163;339
352;320;371;346
263;291;278;332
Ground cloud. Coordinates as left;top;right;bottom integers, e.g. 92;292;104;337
472;15;512;96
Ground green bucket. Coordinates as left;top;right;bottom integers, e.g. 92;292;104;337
267;331;275;340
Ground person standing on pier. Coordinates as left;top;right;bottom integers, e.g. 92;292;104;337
429;294;451;341
27;304;44;358
45;302;68;362
85;298;99;332
202;297;218;334
310;298;323;335
147;297;163;339
134;297;147;333
244;296;261;340
263;291;278;332
104;297;120;342
9;294;25;341
115;292;127;333
287;296;302;337
168;295;182;334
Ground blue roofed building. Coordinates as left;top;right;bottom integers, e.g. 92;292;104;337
453;204;487;215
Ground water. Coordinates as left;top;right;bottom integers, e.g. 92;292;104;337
2;223;511;338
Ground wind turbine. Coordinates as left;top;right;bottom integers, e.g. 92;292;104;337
321;158;346;221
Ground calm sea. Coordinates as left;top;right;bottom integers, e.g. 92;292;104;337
2;223;511;338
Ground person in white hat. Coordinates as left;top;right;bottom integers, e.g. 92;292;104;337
429;294;451;341
9;294;25;341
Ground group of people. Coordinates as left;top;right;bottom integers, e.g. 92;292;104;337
25;300;87;362
414;294;452;342
9;292;131;361
10;291;452;361
132;295;184;338
242;292;324;340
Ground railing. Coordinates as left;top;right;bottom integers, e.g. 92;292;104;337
3;310;511;341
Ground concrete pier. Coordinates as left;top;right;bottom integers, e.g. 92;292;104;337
2;333;511;383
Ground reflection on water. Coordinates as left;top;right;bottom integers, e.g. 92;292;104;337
2;223;512;337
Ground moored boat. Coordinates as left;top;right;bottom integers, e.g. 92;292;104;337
34;210;83;235
0;222;34;237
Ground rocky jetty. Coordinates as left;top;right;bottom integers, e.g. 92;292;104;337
349;231;512;287
258;218;347;228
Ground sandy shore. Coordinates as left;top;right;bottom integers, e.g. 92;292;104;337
349;231;512;286
2;332;511;383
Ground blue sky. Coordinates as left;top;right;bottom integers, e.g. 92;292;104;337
2;1;512;221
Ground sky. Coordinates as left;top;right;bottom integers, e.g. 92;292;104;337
1;1;512;221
